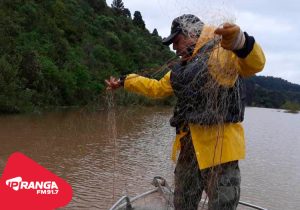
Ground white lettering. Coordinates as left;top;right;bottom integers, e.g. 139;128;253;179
44;181;51;189
51;182;58;189
11;182;19;189
40;190;47;194
20;181;28;189
28;182;35;189
6;177;22;191
36;189;59;195
6;177;59;194
36;181;43;189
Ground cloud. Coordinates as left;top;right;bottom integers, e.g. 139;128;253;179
108;0;300;84
261;52;300;84
236;11;300;51
234;9;300;84
234;0;300;17
236;12;294;34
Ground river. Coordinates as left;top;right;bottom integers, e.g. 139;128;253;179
0;107;299;210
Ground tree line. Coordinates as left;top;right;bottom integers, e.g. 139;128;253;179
245;76;300;111
0;0;174;113
1;0;299;113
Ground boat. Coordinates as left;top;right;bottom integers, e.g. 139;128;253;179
109;176;268;210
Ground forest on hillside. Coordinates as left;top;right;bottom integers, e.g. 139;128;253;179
0;0;174;113
1;0;299;113
245;76;300;111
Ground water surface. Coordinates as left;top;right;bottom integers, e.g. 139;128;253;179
0;107;299;210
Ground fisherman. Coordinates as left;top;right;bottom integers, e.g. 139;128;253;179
105;14;265;210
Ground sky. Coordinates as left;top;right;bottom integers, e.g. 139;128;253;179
107;0;300;85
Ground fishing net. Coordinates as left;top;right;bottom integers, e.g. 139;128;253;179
106;1;251;210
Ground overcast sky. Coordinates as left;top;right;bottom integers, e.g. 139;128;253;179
108;0;300;84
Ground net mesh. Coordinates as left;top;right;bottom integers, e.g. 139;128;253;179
107;1;247;209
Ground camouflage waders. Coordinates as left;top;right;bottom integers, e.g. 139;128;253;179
174;134;241;210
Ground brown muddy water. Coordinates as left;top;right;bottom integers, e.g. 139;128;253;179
0;107;299;210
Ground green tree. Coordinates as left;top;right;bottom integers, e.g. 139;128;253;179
123;8;131;18
87;0;107;12
19;51;41;89
0;56;33;113
111;0;124;14
152;28;159;36
133;11;145;29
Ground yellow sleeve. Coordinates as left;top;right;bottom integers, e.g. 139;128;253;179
237;42;266;77
208;42;266;86
124;71;173;98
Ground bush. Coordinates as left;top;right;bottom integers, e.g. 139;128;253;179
0;56;34;113
281;101;300;113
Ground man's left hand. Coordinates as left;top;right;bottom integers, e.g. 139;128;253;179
214;23;245;51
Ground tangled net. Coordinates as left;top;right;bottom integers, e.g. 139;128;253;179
107;6;247;210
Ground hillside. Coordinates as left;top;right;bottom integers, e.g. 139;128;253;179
245;76;300;110
1;0;299;113
0;0;174;113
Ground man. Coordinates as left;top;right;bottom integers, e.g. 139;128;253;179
106;14;265;210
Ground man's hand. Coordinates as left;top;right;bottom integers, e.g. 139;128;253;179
105;76;121;90
214;23;245;51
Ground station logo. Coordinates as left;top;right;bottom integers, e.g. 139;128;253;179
0;152;72;209
6;176;59;195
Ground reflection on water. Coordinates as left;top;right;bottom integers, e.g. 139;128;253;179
0;107;299;210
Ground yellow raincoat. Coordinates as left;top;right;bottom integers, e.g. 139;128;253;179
124;26;266;169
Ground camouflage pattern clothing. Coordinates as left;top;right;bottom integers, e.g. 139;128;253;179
174;133;241;210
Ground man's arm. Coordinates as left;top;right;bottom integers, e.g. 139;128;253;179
123;72;174;98
235;34;266;77
105;71;174;98
214;23;266;78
